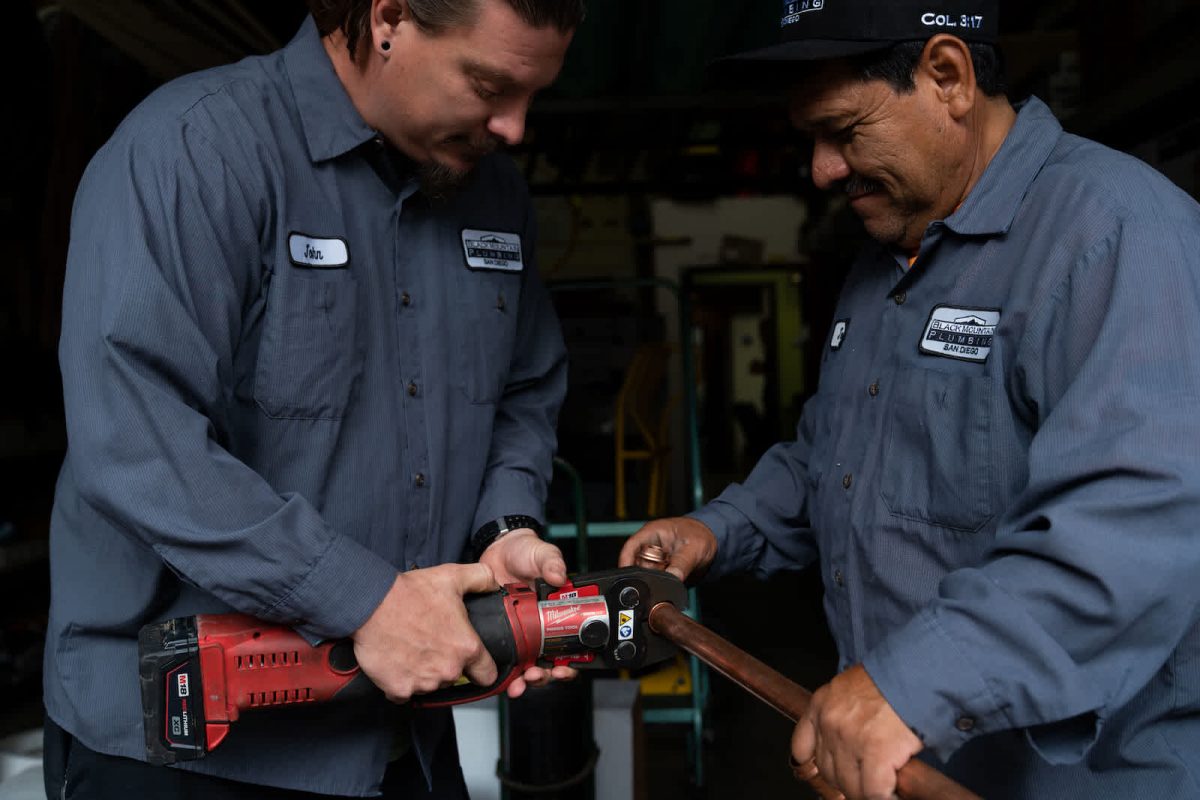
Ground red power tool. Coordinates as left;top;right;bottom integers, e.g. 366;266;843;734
138;566;686;765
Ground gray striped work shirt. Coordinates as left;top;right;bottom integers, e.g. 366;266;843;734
45;16;565;796
694;97;1200;797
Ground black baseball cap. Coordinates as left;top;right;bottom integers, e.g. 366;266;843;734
719;0;998;66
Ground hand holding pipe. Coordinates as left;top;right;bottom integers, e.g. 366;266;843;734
646;601;980;800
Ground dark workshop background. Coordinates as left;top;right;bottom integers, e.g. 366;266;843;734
2;1;1199;798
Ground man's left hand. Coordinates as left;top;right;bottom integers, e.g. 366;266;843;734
791;664;923;800
478;529;576;697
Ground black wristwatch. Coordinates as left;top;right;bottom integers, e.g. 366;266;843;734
466;514;545;561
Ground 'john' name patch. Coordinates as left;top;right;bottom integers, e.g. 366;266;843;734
919;305;1000;363
288;233;349;268
461;229;524;272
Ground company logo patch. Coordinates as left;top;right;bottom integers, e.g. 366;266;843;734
461;229;524;272
830;319;849;350
782;0;824;26
288;233;349;268
919;305;1000;363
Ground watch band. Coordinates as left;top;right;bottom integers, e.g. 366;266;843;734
467;514;545;561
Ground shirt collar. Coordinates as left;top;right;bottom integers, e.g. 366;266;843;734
283;16;378;163
943;96;1062;237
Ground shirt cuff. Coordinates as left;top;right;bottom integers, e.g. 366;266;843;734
687;484;766;579
861;608;1006;762
268;533;399;643
1023;713;1102;765
472;470;545;536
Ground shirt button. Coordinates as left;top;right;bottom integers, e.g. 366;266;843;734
407;382;418;397
955;716;975;732
496;293;506;311
868;381;879;397
894;291;907;305
833;569;844;587
400;291;412;307
414;473;426;487
409;562;419;571
842;473;853;489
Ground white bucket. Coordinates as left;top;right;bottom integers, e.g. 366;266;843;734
0;729;41;786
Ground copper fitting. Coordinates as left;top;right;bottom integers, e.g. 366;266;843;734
634;544;668;570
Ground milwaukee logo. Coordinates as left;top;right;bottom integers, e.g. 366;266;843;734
177;673;190;698
545;605;582;623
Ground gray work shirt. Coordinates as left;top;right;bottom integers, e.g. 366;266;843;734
694;97;1200;797
44;17;566;796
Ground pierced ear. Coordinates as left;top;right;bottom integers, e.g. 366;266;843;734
920;35;976;120
369;0;408;58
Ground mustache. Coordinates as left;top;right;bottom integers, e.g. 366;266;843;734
443;133;501;159
842;175;884;197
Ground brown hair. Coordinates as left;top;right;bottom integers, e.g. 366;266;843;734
308;0;584;61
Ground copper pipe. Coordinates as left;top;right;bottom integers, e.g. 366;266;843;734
648;602;981;800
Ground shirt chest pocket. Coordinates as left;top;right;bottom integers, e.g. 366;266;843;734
254;271;364;419
452;271;521;405
880;366;994;532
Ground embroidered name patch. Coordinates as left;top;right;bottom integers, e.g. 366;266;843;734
461;229;524;272
830;319;850;350
288;233;349;268
919;305;1000;363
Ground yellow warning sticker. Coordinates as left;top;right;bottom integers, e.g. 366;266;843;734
618;610;635;641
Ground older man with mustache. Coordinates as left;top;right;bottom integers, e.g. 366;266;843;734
622;1;1200;798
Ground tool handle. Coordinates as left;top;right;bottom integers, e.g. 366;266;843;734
330;589;526;707
413;589;523;706
647;603;980;800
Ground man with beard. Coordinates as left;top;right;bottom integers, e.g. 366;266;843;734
621;1;1200;798
44;0;582;797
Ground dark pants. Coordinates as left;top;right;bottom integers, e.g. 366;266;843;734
43;716;470;800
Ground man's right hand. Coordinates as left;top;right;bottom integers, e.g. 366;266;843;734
351;563;499;703
617;517;718;584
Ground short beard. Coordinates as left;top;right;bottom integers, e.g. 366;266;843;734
417;161;473;203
